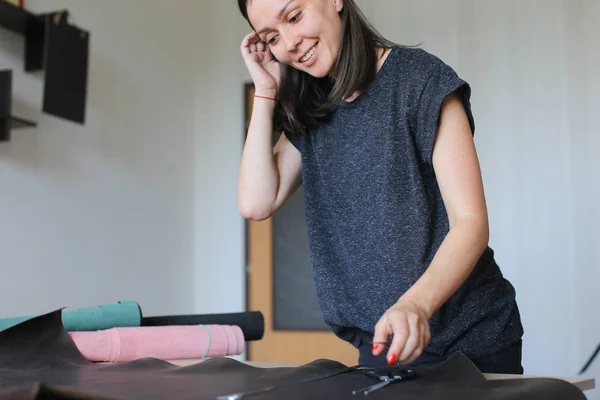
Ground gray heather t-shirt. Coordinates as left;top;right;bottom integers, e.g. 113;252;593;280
284;45;523;359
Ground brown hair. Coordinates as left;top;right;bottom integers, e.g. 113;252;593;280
238;0;394;138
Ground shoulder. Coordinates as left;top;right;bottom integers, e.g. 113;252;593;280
385;45;464;95
383;46;476;162
386;46;452;82
393;45;444;66
386;45;471;111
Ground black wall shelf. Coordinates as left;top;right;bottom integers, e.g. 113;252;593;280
0;0;40;35
0;0;89;142
0;0;45;72
9;115;37;129
0;69;36;141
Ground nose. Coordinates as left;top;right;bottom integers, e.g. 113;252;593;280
281;29;302;53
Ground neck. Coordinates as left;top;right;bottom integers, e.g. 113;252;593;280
342;46;391;102
375;46;391;72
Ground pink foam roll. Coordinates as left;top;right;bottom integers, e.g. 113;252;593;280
68;324;245;362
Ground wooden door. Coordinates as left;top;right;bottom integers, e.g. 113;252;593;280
243;83;357;366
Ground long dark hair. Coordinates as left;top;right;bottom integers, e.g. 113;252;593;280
238;0;395;138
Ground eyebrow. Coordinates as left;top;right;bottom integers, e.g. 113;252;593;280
256;0;295;36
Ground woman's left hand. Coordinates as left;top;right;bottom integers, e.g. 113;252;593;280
371;298;432;365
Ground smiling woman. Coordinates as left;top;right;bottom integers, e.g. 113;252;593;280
236;0;525;376
238;0;393;137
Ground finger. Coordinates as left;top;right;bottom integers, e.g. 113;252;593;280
257;41;265;52
241;31;254;47
371;321;391;356
403;340;423;365
241;38;250;55
247;31;261;45
398;314;419;363
387;315;409;364
241;32;257;55
264;49;275;63
405;321;430;363
250;43;257;53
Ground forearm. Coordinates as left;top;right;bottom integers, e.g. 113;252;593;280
238;94;280;218
400;216;489;319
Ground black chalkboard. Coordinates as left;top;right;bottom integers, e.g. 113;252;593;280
272;185;329;330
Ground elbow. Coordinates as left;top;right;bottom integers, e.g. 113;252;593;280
238;200;273;221
478;226;490;251
478;214;490;247
474;216;490;251
452;213;489;249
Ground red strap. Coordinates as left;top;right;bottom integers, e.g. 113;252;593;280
254;95;279;101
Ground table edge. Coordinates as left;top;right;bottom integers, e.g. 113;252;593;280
165;359;595;392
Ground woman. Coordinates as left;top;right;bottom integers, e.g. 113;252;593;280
237;0;524;374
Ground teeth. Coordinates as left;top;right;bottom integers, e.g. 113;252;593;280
301;45;316;62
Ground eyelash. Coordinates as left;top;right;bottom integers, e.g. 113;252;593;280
267;11;302;45
288;11;302;23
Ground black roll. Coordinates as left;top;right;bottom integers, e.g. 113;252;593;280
141;311;264;341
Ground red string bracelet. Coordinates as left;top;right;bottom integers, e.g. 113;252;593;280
254;94;279;101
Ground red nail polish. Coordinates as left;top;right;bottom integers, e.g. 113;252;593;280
387;353;397;364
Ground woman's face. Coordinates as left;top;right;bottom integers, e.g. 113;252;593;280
247;0;344;78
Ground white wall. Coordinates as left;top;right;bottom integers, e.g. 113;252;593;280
0;0;214;318
192;1;247;316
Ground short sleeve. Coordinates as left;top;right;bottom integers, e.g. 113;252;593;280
282;130;303;151
415;60;475;165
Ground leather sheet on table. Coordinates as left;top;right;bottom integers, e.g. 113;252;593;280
0;310;586;400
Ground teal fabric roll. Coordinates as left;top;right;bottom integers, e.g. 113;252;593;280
0;301;142;332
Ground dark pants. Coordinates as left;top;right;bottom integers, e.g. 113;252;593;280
358;335;524;374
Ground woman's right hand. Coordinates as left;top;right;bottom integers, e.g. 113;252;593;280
240;31;281;95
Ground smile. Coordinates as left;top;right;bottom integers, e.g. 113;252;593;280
300;43;317;63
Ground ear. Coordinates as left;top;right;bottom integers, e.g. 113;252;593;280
332;0;343;13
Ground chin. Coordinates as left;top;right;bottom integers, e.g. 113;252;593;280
297;60;334;78
304;70;329;78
